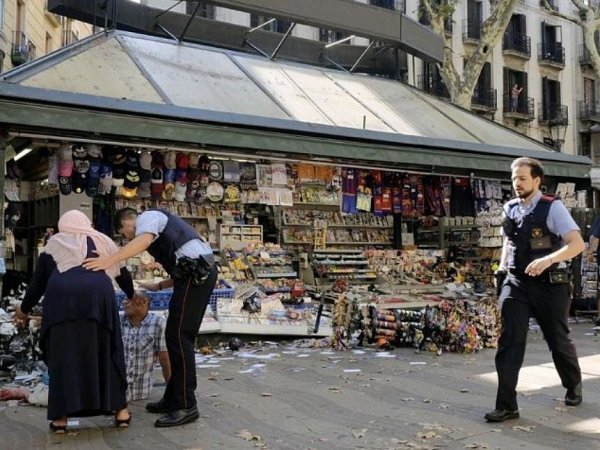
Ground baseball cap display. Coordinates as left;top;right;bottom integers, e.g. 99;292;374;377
72;171;88;194
138;181;151;199
176;152;190;170
99;163;113;194
59;176;72;195
58;143;73;162
140;151;152;170
151;167;164;200
164;151;177;169
124;170;140;189
86;144;103;159
86;159;101;197
174;181;187;202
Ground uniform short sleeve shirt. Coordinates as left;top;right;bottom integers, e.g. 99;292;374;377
135;210;212;258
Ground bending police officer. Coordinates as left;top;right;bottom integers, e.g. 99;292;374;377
84;208;217;427
486;157;585;422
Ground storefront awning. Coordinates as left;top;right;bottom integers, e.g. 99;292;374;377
0;30;591;179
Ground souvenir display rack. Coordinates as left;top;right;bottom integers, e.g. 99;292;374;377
218;224;263;250
312;249;377;285
280;209;393;247
244;244;298;294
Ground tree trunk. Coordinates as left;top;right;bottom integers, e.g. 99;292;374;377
573;1;600;83
423;0;518;110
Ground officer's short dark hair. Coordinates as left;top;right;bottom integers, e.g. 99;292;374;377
511;157;544;181
114;207;138;232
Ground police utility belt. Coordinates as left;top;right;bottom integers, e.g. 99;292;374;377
508;268;570;284
172;254;215;286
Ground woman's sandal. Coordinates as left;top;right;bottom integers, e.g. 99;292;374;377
114;413;131;428
49;421;67;434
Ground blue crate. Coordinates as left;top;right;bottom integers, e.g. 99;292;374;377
209;282;235;311
115;281;234;311
115;290;172;310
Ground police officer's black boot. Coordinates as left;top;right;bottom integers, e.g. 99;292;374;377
565;382;583;406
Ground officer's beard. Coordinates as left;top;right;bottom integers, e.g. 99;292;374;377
516;188;534;199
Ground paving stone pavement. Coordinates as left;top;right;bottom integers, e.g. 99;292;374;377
2;322;600;450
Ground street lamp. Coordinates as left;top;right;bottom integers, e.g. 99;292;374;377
549;121;567;151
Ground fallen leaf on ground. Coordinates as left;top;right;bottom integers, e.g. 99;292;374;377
465;443;489;449
512;425;535;433
261;392;272;397
416;431;437;439
352;428;368;439
238;429;262;441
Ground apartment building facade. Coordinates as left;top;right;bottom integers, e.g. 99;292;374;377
0;0;92;73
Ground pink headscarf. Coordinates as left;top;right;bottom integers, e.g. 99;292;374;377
45;210;121;278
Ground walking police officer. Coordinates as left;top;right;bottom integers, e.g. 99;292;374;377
84;207;217;427
485;157;585;422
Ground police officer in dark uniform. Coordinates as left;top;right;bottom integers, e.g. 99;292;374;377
84;207;217;427
485;157;585;422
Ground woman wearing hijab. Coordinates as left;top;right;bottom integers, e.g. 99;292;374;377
14;210;133;433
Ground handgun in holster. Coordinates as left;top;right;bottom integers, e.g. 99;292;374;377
494;270;507;297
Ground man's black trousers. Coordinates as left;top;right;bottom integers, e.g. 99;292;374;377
495;274;582;411
162;266;218;410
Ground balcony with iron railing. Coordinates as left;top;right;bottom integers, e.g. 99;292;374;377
538;42;565;68
580;101;600;122
540;0;559;12
503;93;534;121
11;31;36;66
462;19;481;42
471;88;497;112
62;29;79;46
417;74;450;99
502;32;531;59
538;102;568;124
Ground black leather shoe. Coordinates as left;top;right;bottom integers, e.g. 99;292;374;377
154;406;199;428
484;409;520;422
146;398;174;414
565;382;583;406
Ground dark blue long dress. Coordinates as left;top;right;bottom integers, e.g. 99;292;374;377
20;237;134;420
